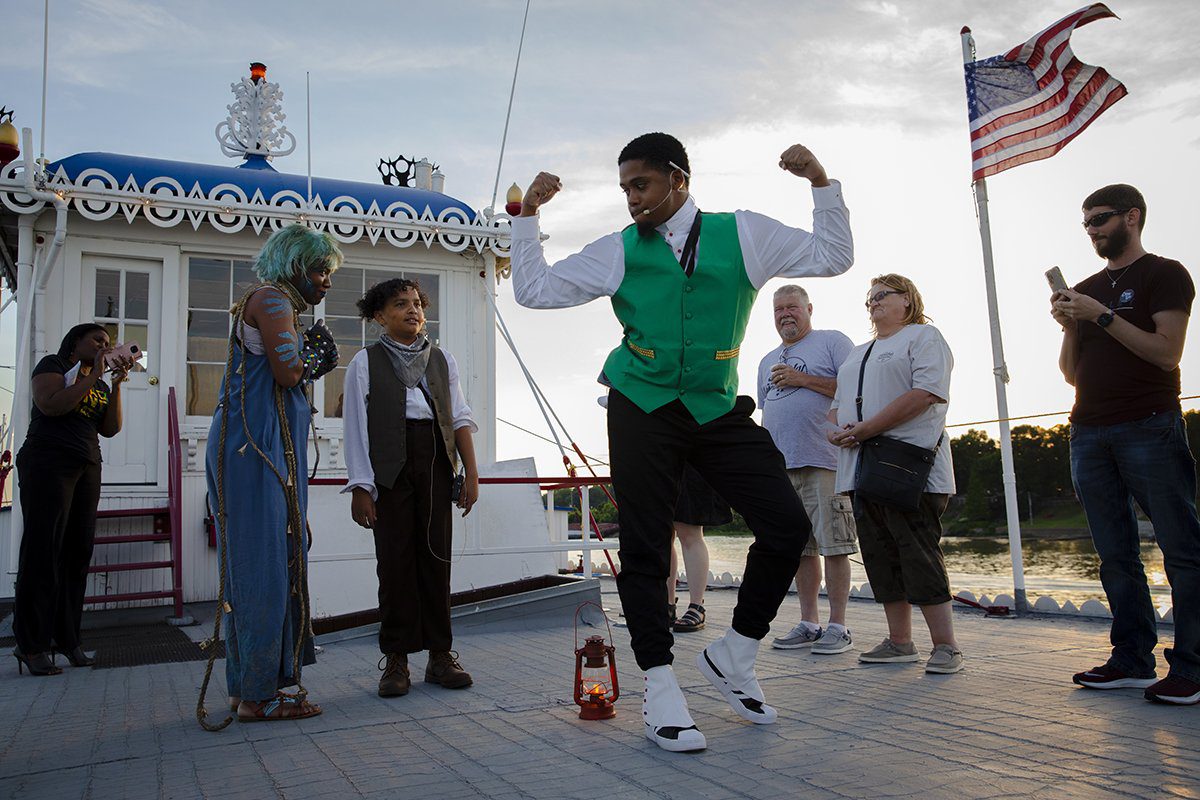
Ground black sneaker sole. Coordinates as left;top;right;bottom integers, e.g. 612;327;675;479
1072;676;1156;689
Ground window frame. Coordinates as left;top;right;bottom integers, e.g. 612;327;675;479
182;251;445;428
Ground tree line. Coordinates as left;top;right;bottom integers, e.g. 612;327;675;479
554;410;1200;530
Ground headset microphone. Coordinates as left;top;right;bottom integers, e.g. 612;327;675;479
641;162;690;217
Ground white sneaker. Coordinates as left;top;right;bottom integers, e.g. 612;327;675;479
697;629;777;724
643;666;706;752
812;626;853;655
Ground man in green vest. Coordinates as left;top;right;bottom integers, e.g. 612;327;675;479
511;132;853;752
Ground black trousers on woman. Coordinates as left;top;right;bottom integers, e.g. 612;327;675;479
12;447;102;655
607;390;811;671
372;419;454;655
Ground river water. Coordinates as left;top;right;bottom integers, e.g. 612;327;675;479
578;535;1171;610
701;535;1170;609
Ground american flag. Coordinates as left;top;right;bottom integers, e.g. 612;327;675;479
965;4;1127;181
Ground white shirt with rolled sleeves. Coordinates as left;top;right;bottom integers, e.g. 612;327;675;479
509;184;853;307
341;347;478;501
829;324;956;495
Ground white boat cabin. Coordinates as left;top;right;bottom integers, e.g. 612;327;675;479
0;65;561;617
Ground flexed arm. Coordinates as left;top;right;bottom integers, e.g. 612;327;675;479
509;171;624;308
740;145;854;288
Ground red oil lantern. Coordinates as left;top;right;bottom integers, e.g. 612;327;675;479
249;62;267;84
573;602;619;720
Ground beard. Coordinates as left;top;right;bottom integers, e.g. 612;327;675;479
1093;223;1131;260
635;217;657;237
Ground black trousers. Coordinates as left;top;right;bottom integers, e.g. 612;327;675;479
12;447;102;655
372;420;454;655
608;390;810;670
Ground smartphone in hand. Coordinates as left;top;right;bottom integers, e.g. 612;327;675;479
104;341;143;370
1045;266;1069;296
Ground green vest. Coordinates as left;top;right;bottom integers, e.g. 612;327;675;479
602;212;756;425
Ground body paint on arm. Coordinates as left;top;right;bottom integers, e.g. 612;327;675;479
263;295;293;320
273;331;303;369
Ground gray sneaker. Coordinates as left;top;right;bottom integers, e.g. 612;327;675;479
925;644;964;674
812;626;853;655
858;637;919;663
771;623;822;650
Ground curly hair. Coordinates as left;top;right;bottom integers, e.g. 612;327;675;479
253;224;344;283
870;273;930;333
356;278;431;320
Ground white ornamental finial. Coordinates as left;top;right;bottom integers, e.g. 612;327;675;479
215;62;297;160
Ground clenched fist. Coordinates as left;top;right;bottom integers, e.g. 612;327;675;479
521;172;563;216
779;144;830;188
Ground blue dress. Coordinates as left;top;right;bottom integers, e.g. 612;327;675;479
205;330;315;702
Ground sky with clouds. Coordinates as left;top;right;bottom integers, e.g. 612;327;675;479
2;0;1198;474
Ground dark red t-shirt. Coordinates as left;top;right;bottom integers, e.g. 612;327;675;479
1070;253;1194;425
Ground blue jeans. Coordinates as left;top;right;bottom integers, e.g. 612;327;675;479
1071;410;1200;682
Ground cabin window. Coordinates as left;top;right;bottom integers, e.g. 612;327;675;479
184;257;437;420
321;267;440;418
184;256;314;416
94;268;151;372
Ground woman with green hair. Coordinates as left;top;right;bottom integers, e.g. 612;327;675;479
200;224;341;726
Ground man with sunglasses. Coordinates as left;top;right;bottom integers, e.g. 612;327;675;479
1051;183;1198;706
511;132;853;751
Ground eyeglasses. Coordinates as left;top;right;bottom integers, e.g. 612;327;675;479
865;290;905;308
1082;209;1129;229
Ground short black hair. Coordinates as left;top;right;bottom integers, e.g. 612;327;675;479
618;132;690;183
57;323;107;360
1083;184;1146;231
356;278;430;320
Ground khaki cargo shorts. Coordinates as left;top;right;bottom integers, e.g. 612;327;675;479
787;467;859;557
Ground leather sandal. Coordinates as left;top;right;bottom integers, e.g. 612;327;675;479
236;692;322;722
674;603;705;633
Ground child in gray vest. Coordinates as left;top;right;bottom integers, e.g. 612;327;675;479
340;278;480;697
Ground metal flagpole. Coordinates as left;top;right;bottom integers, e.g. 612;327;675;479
961;27;1028;614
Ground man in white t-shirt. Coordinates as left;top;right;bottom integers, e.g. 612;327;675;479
757;285;858;655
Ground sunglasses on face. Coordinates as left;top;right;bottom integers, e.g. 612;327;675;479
865;290;904;308
1082;209;1129;229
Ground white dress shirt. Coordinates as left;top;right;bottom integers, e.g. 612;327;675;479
510;182;853;308
341;346;478;500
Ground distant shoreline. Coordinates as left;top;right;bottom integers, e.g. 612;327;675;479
702;526;1100;541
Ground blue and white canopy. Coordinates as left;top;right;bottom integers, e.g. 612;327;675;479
0;151;511;254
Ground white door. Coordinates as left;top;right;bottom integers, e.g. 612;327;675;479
81;255;163;485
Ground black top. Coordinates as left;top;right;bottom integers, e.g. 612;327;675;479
24;354;111;464
1071;253;1194;426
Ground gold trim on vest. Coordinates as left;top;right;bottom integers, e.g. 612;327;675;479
627;341;656;359
714;347;740;361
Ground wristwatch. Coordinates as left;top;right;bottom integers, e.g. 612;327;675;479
1096;311;1115;328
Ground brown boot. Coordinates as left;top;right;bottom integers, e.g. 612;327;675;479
425;650;472;689
378;653;410;697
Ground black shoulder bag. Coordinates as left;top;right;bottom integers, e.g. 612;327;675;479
852;340;944;512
